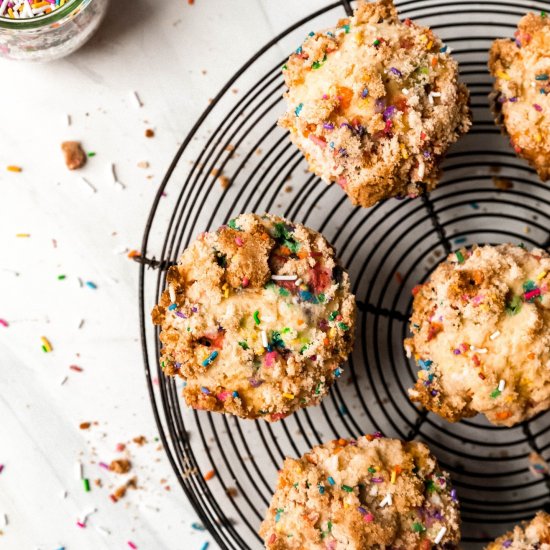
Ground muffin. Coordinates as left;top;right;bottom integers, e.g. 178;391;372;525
151;213;356;422
489;12;550;181
279;0;471;208
485;512;550;550
260;434;461;549
405;244;550;426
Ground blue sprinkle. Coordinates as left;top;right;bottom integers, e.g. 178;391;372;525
389;67;402;78
232;391;239;398
85;281;97;289
329;141;335;149
418;359;433;370
327;476;335;486
453;237;467;244
168;303;177;311
440;45;448;53
294;102;304;116
295;46;302;54
299;290;318;303
339;404;348;415
192;522;206;531
470;202;479;210
319;485;325;494
308;31;315;37
333;368;343;378
200;543;210;550
202;351;219;367
361;88;369;98
201;387;210;395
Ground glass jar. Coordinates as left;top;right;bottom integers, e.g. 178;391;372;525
0;0;109;61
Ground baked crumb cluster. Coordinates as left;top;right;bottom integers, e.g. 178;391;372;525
405;244;550;426
260;435;460;549
490;12;550;181
486;512;550;550
152;213;355;422
279;0;471;207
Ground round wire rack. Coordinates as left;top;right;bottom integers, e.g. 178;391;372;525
139;1;550;547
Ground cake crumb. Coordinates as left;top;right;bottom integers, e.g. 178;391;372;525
61;141;87;170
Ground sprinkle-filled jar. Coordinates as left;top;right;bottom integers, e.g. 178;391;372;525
0;0;109;61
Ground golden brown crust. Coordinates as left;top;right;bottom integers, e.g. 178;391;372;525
280;0;471;208
485;512;550;550
259;435;461;549
489;12;550;181
405;244;550;427
152;213;356;422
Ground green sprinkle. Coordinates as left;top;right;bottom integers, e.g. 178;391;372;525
317;293;325;303
542;10;547;18
228;218;240;230
87;152;96;157
253;310;261;325
536;74;549;81
315;382;322;395
490;389;501;398
342;24;350;33
373;39;380;46
83;478;90;492
57;274;66;280
368;466;376;474
341;485;353;493
282;64;288;70
312;54;327;70
338;322;349;331
282;327;291;334
278;287;290;297
329;311;338;321
455;251;465;264
412;522;425;533
506;294;522;316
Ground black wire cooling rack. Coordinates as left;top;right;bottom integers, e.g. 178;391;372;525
138;1;550;547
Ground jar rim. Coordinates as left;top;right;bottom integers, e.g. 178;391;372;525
0;0;88;30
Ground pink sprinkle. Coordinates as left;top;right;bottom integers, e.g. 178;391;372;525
264;351;278;367
99;462;109;470
309;134;327;148
363;512;374;522
534;103;543;112
242;277;250;288
268;534;277;544
76;521;86;528
235;237;244;246
524;288;541;300
337;177;347;189
0;464;4;474
0;319;8;327
270;412;286;421
116;443;126;452
128;542;137;549
217;390;230;402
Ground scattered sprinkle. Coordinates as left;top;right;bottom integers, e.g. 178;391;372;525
81;176;97;194
261;330;268;348
0;319;8;327
379;492;392;507
253;310;261;325
271;274;297;281
132;90;143;107
127;542;138;550
490;330;501;340
202;351;219;367
85;281;97;290
294;103;304;116
83;478;91;492
204;470;215;481
6;165;22;172
41;336;53;353
192;522;206;531
434;526;447;544
455;251;465;264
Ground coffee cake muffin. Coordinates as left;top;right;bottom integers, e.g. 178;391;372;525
151;213;356;422
486;512;550;550
260;434;460;549
489;11;550;181
279;0;471;208
405;244;550;426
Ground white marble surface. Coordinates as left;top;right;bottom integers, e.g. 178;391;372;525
0;1;329;548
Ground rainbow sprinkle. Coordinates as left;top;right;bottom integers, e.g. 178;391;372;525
41;336;53;353
0;0;68;18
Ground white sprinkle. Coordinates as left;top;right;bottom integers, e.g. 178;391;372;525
66;114;72;127
0;0;9;16
60;490;68;499
169;285;176;303
78;319;85;329
81;176;97;193
131;90;143;108
490;330;501;340
95;525;111;536
261;330;268;348
470;345;487;354
417;159;425;180
2;513;8;527
271;275;298;281
434;526;447;544
294;278;303;287
428;91;441;105
379;492;392;507
60;376;68;386
75;461;83;480
402;88;409;95
80;507;97;522
111;163;125;189
498;379;506;392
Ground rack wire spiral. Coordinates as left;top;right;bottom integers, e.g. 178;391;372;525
138;1;550;547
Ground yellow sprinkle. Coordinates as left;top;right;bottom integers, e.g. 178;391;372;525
344;501;349;508
419;34;427;43
354;31;363;44
496;71;511;81
282;393;295;399
329;328;336;338
222;283;229;299
7;165;22;172
426;40;433;49
535;134;542;143
400;144;409;159
391;469;397;484
7;7;14;17
41;336;53;353
536;271;547;281
16;233;30;238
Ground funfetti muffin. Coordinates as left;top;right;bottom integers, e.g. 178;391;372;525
151;213;356;422
485;512;550;550
279;0;471;208
259;434;461;549
489;12;550;181
405;244;550;427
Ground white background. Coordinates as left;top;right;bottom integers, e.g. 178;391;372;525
0;1;330;548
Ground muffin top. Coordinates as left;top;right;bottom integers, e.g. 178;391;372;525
152;213;355;422
260;435;460;549
279;0;471;207
405;244;550;426
485;512;550;550
489;12;550;181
